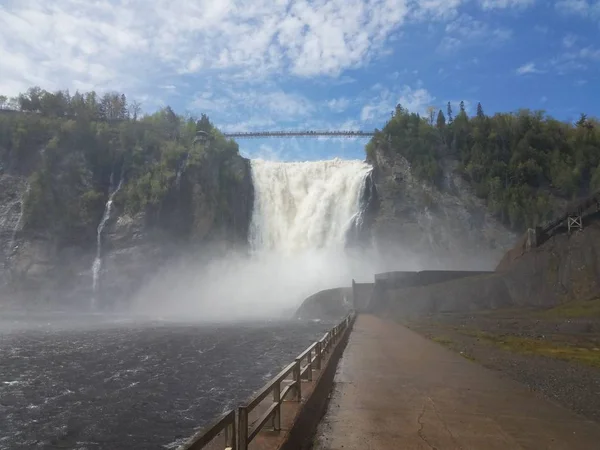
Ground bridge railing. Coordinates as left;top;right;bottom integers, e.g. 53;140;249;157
177;409;236;450
221;131;375;138
177;314;353;450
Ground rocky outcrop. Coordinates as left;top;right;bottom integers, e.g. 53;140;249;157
295;287;353;321
367;147;516;270
372;215;600;318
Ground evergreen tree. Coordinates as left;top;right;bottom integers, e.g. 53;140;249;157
476;102;485;119
436;110;446;128
447;102;453;124
460;101;466;114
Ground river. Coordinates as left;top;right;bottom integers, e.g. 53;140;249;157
0;314;332;450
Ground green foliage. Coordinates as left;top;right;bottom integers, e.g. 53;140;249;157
373;103;600;231
1;86;243;244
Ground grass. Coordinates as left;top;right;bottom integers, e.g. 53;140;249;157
536;298;600;319
431;336;453;346
460;330;600;369
434;297;600;320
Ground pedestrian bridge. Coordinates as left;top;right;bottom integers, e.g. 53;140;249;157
221;131;375;138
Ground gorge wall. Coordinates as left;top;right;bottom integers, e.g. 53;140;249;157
0;114;519;312
367;144;516;270
0;113;254;310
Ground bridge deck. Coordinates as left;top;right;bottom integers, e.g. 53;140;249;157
313;315;600;450
221;131;375;138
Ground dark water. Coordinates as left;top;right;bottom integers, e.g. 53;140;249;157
0;313;332;450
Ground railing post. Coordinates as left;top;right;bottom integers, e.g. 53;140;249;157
307;349;313;382
293;360;302;401
315;341;322;370
272;381;281;431
238;407;248;450
226;415;237;450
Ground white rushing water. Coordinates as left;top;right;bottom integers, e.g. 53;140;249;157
91;177;123;308
133;158;383;321
249;158;372;254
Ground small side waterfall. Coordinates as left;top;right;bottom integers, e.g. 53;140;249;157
91;176;123;308
175;153;189;190
9;183;30;253
0;180;29;274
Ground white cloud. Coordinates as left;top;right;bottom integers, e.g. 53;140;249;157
360;84;435;121
562;34;578;48
326;98;351;113
555;0;600;18
191;87;315;125
516;62;543;74
478;0;536;9
411;0;465;20
549;44;600;74
438;14;512;53
0;0;421;97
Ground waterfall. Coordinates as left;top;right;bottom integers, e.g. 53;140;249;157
175;153;189;190
91;177;123;308
249;158;373;253
9;183;30;252
132;158;377;321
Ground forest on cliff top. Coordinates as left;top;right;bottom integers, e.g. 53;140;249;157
368;102;600;230
0;87;242;245
2;86;600;236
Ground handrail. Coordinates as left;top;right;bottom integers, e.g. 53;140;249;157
178;409;236;450
179;313;354;450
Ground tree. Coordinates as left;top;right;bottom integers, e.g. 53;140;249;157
196;113;212;133
436;110;446;129
576;113;588;128
120;94;128;119
0;95;7;109
476;102;485;119
460;101;466;114
447;102;453;124
129;100;142;121
427;106;436;126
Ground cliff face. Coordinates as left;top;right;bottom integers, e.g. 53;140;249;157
0;147;253;310
367;146;516;270
372;216;600;318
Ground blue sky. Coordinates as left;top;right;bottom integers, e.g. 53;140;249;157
1;0;599;161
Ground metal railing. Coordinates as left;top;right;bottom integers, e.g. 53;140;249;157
178;410;236;450
178;314;353;450
221;131;375;138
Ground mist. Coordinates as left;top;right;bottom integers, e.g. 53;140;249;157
129;244;424;322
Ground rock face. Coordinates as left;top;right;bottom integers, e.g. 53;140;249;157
294;287;353;321
367;147;516;270
0;151;254;310
372;215;600;318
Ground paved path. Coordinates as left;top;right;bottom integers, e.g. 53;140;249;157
313;315;600;450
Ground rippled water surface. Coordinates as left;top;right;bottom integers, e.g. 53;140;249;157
0;313;332;450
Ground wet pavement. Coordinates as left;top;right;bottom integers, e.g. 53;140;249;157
313;315;600;450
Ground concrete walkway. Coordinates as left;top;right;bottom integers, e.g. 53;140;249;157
313;315;600;450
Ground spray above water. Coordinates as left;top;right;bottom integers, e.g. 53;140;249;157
136;158;380;321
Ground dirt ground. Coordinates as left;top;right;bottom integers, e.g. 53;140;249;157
404;299;600;423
